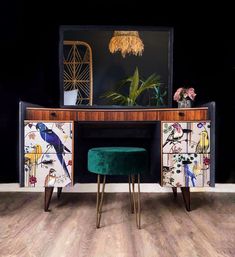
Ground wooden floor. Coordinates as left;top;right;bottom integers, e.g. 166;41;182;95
0;192;234;257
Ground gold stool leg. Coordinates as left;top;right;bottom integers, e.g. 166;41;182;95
96;175;101;228
137;173;141;229
128;175;134;213
96;175;106;228
131;174;141;229
131;175;138;228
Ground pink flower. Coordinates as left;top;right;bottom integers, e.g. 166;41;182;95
186;88;196;100
173;87;183;101
173;87;196;102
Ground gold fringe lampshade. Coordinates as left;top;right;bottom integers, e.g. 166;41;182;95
109;31;144;58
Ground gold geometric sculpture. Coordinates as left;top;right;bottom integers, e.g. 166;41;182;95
63;40;93;105
109;31;144;58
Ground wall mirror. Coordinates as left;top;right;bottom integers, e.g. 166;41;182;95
59;25;173;108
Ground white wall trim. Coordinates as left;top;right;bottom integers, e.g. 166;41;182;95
0;183;235;193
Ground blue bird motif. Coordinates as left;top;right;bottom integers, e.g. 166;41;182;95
183;162;196;187
36;122;71;179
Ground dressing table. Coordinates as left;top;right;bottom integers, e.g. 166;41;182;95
19;102;215;211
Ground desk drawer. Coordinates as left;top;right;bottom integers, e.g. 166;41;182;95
26;109;77;120
161;121;211;187
24;121;74;187
26;108;208;121
159;109;207;121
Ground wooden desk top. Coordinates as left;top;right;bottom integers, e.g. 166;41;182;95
26;107;208;121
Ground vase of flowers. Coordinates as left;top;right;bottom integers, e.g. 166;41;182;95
173;87;196;108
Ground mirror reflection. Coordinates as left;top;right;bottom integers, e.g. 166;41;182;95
60;26;173;108
63;41;93;105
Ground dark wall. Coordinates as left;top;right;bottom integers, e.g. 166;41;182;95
0;2;235;183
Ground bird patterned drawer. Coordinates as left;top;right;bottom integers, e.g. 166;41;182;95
24;121;73;187
162;122;210;154
162;153;210;187
161;121;211;187
24;122;72;154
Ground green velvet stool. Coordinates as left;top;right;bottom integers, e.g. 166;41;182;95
88;147;148;229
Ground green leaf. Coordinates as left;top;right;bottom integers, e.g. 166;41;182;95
102;91;128;105
137;75;160;97
129;67;139;102
115;77;132;90
161;90;167;97
100;67;161;106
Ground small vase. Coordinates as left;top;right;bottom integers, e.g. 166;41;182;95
178;99;192;108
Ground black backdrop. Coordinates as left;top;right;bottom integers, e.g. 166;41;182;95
0;1;234;183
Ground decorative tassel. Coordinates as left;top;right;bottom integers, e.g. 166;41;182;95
109;31;144;58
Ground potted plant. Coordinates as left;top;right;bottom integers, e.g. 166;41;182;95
173;87;196;108
101;67;161;106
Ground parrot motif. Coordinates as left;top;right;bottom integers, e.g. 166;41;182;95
192;160;202;176
184;163;196;187
25;144;42;164
163;123;184;147
25;144;42;178
36;122;71;179
163;122;193;149
196;130;209;153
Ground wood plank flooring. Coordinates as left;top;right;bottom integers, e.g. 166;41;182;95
0;192;234;257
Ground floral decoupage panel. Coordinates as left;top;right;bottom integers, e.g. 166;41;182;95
162;154;185;187
24;122;73;154
24;153;72;187
162;122;187;153
24;121;73;187
162;153;210;187
187;122;210;154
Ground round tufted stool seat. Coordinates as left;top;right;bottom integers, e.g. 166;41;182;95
88;147;148;229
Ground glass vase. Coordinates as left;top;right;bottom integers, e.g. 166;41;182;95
178;98;192;108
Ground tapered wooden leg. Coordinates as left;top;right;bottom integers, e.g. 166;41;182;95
44;187;54;212
57;187;62;199
181;187;191;211
172;187;177;198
